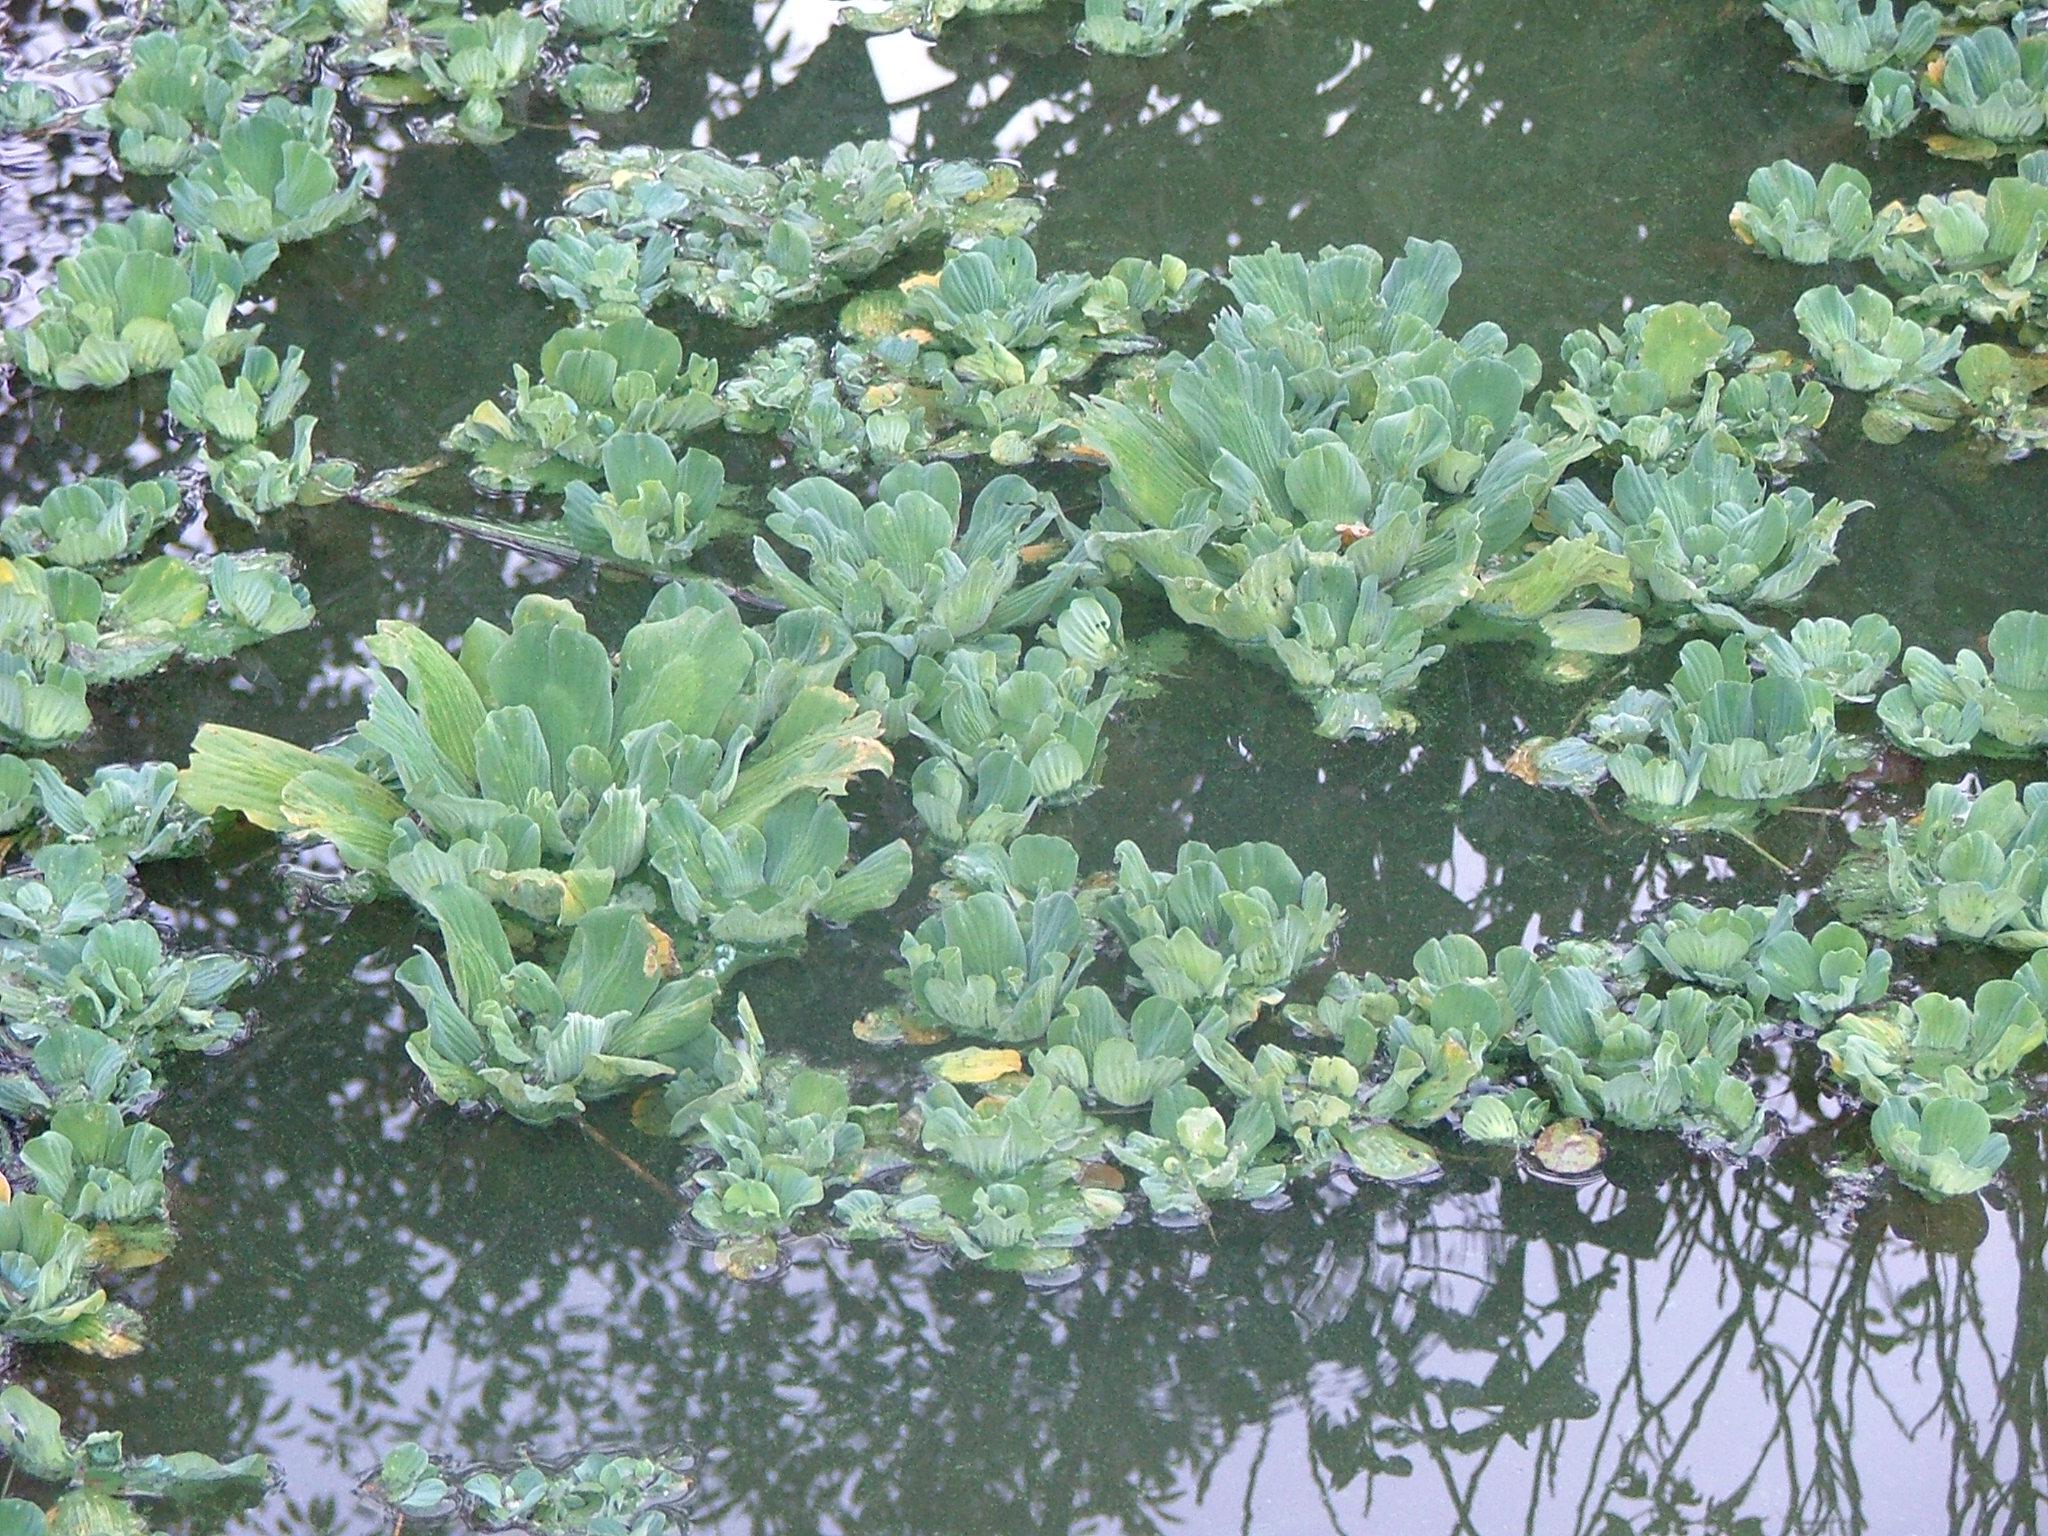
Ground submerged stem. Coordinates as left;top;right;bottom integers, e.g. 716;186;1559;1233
348;468;772;606
580;1119;685;1204
1735;832;1794;874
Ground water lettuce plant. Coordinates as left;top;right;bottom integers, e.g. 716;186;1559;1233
0;1195;140;1355
0;80;63;135
903;621;1123;844
0;1023;160;1122
360;10;550;143
1757;922;1895;1026
0;476;182;570
836;1075;1121;1274
396;888;719;1123
166;89;370;246
1190;1032;1442;1181
1629;897;1797;1002
553;432;727;569
557;40;644;116
1745;611;1904;701
0;552;313;749
376;1442;690;1534
18;1104;173;1266
1793;283;1967;439
444;316;720;494
1209;240;1544;497
1851;157;2048;335
0;1382;267;1529
891;857;1099;1042
842;0;1293;54
1111;1091;1286;1221
1544;440;1863;618
1030;986;1199;1107
1729;160;1887;263
1529;635;1863;830
1828;777;2048;948
754;463;1085;674
1954;340;2048;456
1860;64;1922;137
1543;300;1833;469
1819;976;2044;1116
1100;839;1341;1025
1796;282;1965;394
1766;0;1940;82
727;238;1205;471
1174;520;1483;739
524;223;678;320
1876;609;2048;757
0;914;252;1061
97;30;249;174
168;343;358;521
1870;1091;2010;1198
1075;239;1647;737
0;847;133;943
646;791;914;961
688;1052;867;1265
0;757;35;840
5;213;275;392
1447;1086;1551;1150
1281;971;1405;1085
1525;979;1767;1150
546;140;1041;326
1359;996;1503;1130
1170;523;1479;734
1922;24;2048;150
179;582;905;950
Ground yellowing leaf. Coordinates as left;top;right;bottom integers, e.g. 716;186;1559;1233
642;920;680;979
1504;742;1544;786
1078;1161;1126;1191
1533;1119;1605;1177
716;1233;783;1280
1925;132;2001;163
926;1047;1024;1084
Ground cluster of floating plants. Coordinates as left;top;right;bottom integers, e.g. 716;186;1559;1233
0;1382;270;1533
1742;5;2048;456
0;757;262;1363
838;0;1295;55
3;0;709;147
0;0;2045;1516
377;1441;695;1533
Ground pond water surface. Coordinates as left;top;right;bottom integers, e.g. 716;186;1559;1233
3;1;2047;1533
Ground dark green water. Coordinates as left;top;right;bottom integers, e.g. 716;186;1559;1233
3;1;2047;1531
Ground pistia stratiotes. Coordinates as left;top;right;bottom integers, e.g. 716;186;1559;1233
178;582;909;951
1520;634;1864;831
445;316;721;495
1877;609;2048;759
1543;298;1833;469
546;139;1042;327
1830;778;2048;949
0;477;183;571
396;889;720;1124
4;213;276;393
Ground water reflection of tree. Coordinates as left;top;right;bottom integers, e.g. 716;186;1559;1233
34;872;2044;1535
